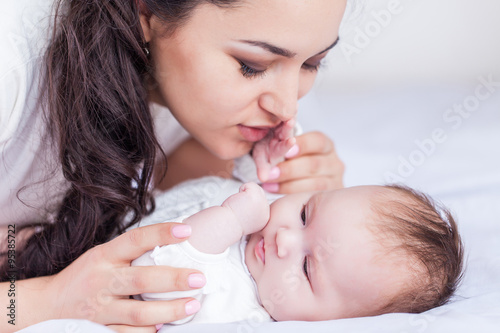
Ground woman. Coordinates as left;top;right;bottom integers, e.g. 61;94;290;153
0;0;346;331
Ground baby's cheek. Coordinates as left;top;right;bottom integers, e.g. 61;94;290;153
260;276;316;321
256;282;289;320
262;302;290;322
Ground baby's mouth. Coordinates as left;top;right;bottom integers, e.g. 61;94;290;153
255;238;265;264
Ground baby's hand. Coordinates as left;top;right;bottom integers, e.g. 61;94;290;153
253;119;296;182
222;182;270;235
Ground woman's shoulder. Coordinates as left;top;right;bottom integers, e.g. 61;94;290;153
0;0;54;64
0;0;54;144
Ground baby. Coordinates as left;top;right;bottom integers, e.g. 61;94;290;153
132;177;464;326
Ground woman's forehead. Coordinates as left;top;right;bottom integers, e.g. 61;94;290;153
184;0;346;56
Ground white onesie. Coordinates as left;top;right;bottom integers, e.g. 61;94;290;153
131;177;272;326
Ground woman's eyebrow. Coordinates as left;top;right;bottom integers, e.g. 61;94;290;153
238;37;340;58
239;40;296;58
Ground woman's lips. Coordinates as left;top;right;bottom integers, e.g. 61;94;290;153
255;238;265;264
238;125;270;142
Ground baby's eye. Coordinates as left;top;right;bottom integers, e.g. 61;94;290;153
303;257;309;280
300;205;306;225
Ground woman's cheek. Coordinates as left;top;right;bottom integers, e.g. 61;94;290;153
298;73;317;99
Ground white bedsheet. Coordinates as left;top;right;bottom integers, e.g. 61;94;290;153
19;84;500;333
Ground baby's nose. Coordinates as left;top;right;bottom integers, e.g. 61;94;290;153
276;227;299;258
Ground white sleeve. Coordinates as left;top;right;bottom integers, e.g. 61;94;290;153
0;0;57;226
0;24;30;146
0;0;52;146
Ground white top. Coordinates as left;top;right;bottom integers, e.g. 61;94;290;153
135;235;272;326
0;0;57;225
131;176;272;326
0;0;190;226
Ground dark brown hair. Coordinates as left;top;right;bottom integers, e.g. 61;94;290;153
0;0;237;281
372;185;464;314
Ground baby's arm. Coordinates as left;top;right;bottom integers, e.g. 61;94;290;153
183;182;270;254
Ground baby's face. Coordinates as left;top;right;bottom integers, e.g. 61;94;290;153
245;185;408;321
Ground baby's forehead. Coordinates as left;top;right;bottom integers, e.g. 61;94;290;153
315;185;403;215
326;187;413;247
309;185;417;244
328;185;402;199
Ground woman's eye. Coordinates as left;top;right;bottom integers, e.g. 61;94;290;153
300;205;307;225
239;61;266;78
303;257;309;280
301;62;322;73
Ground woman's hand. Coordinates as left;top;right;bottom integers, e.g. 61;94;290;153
42;223;205;331
260;131;345;194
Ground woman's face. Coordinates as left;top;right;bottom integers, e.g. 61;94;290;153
140;0;346;159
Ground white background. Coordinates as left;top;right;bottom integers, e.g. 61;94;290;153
319;0;500;90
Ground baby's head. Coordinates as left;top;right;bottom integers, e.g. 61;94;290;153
245;185;463;321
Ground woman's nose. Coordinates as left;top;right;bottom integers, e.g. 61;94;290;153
276;227;300;258
262;95;298;122
259;80;299;122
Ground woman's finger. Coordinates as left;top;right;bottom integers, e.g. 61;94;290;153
105;298;200;327
103;223;191;262
112;266;205;296
291;131;334;157
269;148;344;185
276;176;343;194
278;154;338;181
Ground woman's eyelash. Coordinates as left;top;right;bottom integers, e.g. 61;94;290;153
302;62;322;72
239;61;266;78
301;205;307;225
239;60;322;78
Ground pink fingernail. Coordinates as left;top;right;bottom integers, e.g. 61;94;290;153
156;324;164;331
262;183;279;193
172;225;192;238
185;299;201;316
188;273;206;288
285;144;299;158
268;167;280;180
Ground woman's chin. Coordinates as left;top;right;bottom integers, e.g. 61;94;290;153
211;141;253;160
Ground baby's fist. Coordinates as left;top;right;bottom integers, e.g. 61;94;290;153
222;182;270;235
